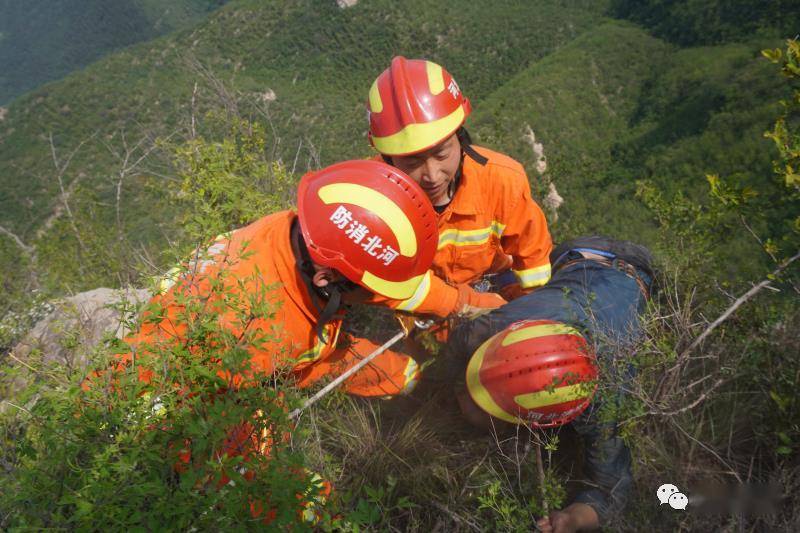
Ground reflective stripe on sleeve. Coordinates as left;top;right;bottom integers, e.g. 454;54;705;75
513;263;551;288
395;271;432;312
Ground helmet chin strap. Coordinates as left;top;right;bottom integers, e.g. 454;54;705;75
456;127;488;166
290;218;346;342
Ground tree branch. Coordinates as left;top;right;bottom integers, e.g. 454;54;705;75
0;225;33;255
680;250;800;358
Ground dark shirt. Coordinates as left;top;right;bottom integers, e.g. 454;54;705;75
447;258;651;523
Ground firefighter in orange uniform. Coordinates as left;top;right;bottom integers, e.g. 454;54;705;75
82;160;438;524
363;56;553;319
93;159;438;400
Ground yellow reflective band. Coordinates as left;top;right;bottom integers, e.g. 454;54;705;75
155;232;232;294
372;105;465;156
438;220;506;249
501;323;583;347
426;61;445;95
361;271;426;300
156;265;182;293
368;79;383;113
401;358;420;394
318;183;417;256
295;326;338;365
514;383;591;409
513;263;551;288
395;271;432;311
466;335;524;424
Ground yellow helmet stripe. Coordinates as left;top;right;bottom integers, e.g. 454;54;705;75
426;61;445;95
318;183;417;256
372;105;465;156
361;271;426;300
501;323;583;347
368;79;383;113
514;383;591;410
466;335;525;424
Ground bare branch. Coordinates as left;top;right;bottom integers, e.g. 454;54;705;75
190;81;199;140
740;215;779;263
680;250;800;358
0;225;33;254
47;132;96;253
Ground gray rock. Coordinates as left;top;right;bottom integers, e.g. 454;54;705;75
3;288;150;408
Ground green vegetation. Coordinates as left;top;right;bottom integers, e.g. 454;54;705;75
1;0;798;530
0;0;226;104
1;259;315;529
609;0;800;46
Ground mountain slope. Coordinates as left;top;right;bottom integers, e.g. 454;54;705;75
0;0;607;237
0;0;226;104
0;0;790;299
470;20;669;237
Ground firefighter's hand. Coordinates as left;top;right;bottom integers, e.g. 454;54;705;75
454;284;506;318
536;503;599;532
499;282;531;301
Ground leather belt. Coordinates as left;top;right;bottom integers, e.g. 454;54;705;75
556;253;651;300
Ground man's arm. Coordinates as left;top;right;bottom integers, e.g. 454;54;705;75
498;170;553;292
565;405;634;528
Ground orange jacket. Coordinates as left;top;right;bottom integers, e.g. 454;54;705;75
111;210;418;398
368;146;552;317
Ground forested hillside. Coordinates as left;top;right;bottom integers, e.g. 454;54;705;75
0;0;226;104
0;0;791;300
1;0;798;530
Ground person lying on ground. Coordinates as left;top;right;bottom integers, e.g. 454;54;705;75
445;236;655;532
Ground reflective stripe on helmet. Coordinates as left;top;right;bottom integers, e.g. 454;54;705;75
318;182;417;256
514;383;589;410
368;79;383;113
426;61;445;94
371;105;466;156
501;322;581;347
466;335;523;424
361;271;427;300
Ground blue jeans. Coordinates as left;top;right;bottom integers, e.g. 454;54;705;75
447;259;651;522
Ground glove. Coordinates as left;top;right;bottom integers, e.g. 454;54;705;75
499;282;533;301
454;284;507;319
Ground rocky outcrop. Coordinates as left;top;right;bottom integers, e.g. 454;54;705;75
3;288;150;408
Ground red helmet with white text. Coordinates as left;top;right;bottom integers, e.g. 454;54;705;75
297;160;437;300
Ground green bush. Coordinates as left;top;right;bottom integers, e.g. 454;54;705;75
0;251;320;530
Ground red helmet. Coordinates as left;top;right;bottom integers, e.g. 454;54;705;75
466;319;598;428
297;160;437;300
367;56;472;156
